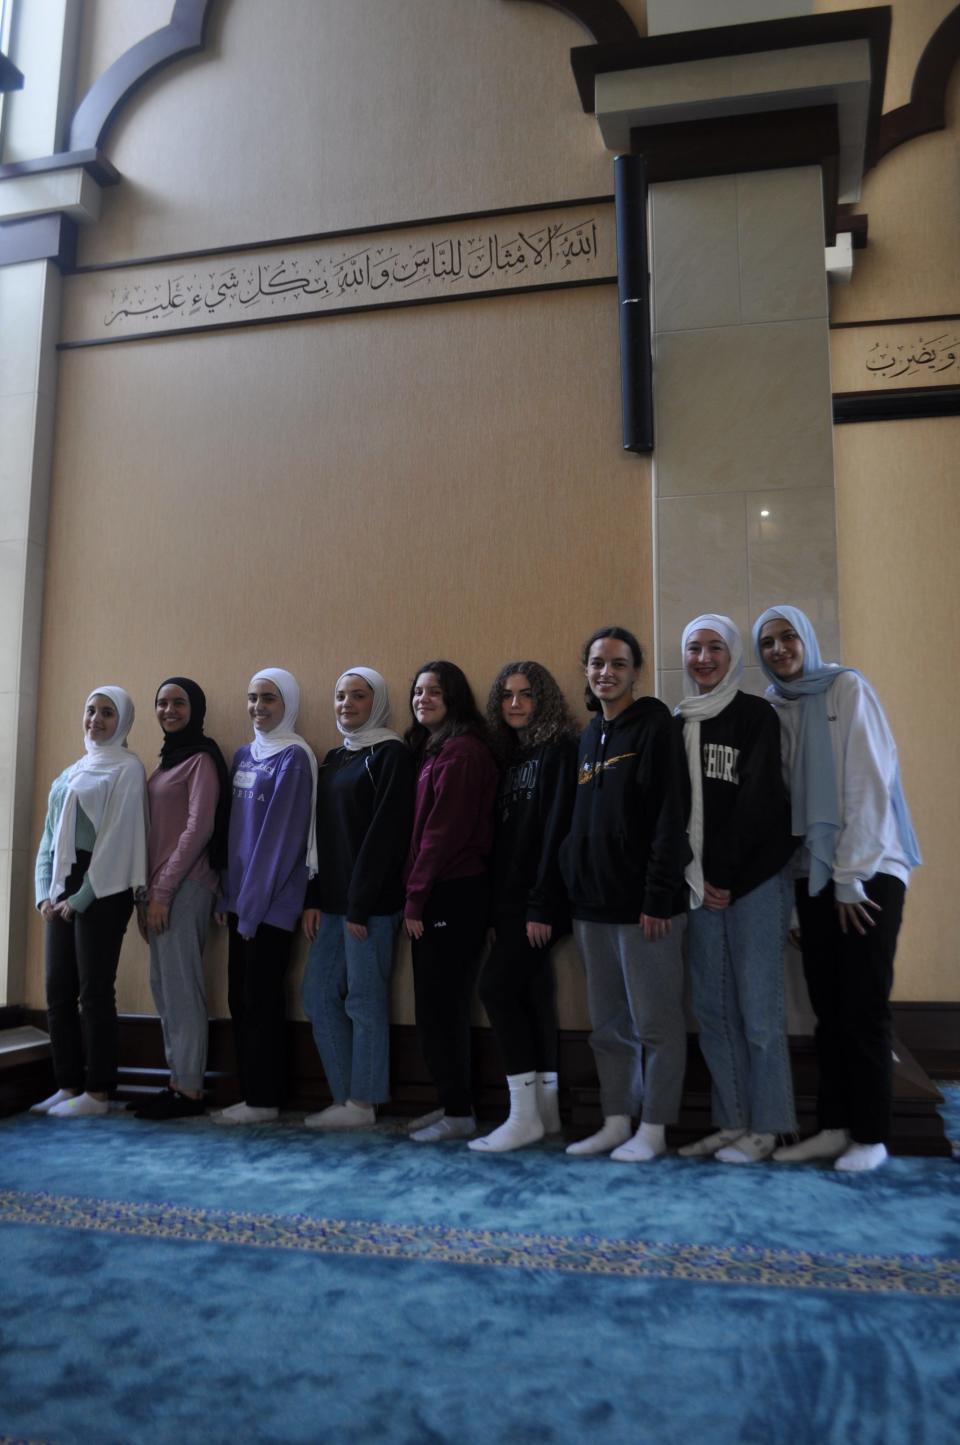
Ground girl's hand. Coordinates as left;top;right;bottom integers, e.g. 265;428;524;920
404;917;424;941
54;900;75;923
526;921;553;949
40;901;57;923
146;900;169;935
301;908;321;943
346;921;368;942
836;898;881;936
639;913;670;942
703;882;732;913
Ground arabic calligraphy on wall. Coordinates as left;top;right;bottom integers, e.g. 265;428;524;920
60;204;616;348
830;317;960;394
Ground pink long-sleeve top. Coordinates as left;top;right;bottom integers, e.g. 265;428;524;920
147;753;221;904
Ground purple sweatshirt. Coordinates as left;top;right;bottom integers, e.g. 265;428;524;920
218;743;313;937
404;733;498;921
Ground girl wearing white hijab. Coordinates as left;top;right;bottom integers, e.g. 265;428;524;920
675;616;797;1163
214;668;317;1125
31;687;147;1118
300;668;414;1129
754;607;921;1172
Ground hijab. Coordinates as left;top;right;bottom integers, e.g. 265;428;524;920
248;668;319;877
752;606;921;894
48;686;148;904
674;614;744;908
155;676;231;871
334;667;402;751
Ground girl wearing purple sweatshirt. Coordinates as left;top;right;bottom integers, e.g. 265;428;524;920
134;677;230;1121
214;668;317;1125
403;661;498;1142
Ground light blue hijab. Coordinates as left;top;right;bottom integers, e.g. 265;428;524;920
752;606;920;895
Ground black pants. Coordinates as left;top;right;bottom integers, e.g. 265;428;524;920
796;873;905;1145
45;852;133;1094
411;874;488;1116
226;916;295;1108
479;915;559;1076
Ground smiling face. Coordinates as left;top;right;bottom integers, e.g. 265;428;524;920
247;680;285;733
156;683;191;734
411;672;447;733
757;617;805;680
585;637;641;719
685;629;731;694
500;672;536;732
336;674;375;732
84;694;119;744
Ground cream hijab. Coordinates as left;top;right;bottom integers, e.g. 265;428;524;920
48;686;148;905
248;668;319;877
334;667;402;751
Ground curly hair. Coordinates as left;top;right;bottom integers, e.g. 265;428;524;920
580;625;644;713
486;660;579;760
404;660;490;758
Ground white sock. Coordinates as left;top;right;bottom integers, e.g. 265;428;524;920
536;1072;561;1135
716;1131;777;1165
835;1142;888;1173
212;1101;279;1126
29;1088;78;1115
407;1108;444;1134
304;1101;375;1130
48;1092;109;1118
678;1128;744;1158
611;1121;666;1163
411;1114;475;1143
469;1073;544;1153
772;1129;849;1163
565;1115;632;1157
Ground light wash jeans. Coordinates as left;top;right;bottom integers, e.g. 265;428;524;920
302;912;400;1105
687;869;796;1135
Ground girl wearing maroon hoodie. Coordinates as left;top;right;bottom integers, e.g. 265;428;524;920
403;661;498;1142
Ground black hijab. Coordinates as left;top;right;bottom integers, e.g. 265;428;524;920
155;677;231;871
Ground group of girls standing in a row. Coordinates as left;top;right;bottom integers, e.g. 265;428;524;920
30;607;920;1174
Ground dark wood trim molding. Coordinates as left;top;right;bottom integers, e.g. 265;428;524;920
876;2;960;163
0;53;24;93
503;0;640;46
0;150;120;186
833;385;960;424
834;207;868;250
0;213;77;269
67;0;214;153
831;310;960;331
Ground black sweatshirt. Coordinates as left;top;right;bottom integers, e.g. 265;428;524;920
678;690;796;900
490;737;578;928
304;740;415;924
559;697;691;923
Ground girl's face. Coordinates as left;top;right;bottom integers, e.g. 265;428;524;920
501;673;536;732
585;637;640;717
412;672;447;733
156;684;191;734
685;629;731;694
758;618;805;680
336;675;374;732
248;680;284;733
85;694;119;743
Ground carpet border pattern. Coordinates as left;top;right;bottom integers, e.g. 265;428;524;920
2;1187;958;1299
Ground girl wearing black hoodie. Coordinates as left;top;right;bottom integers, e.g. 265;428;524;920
560;627;690;1161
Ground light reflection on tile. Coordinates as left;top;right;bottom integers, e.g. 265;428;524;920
747;487;839;659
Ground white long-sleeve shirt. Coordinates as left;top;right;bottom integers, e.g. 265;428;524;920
770;670;913;904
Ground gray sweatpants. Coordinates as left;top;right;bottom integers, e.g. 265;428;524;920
574;916;687;1124
149;878;214;1094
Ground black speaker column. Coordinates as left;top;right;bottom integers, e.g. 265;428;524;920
614;153;653;454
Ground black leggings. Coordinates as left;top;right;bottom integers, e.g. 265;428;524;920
226;916;295;1108
411;875;488;1116
479;916;559;1076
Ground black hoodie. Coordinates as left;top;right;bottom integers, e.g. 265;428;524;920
559;696;691;924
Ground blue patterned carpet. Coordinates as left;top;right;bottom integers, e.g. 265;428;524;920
1;1088;957;1445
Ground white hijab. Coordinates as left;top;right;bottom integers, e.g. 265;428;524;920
248;668;319;877
334;667;402;752
674;615;744;910
48;686;148;905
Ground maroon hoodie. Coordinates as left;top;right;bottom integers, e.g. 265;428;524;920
404;733;498;920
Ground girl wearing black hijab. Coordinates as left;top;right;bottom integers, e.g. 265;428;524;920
135;678;230;1120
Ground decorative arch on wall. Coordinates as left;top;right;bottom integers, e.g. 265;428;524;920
875;2;960;163
68;0;214;153
503;0;640;47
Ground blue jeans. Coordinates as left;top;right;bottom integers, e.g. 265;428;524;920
302;912;400;1105
687;870;796;1134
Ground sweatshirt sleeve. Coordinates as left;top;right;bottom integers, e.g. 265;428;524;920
34;784;59;908
348;743;415;925
404;742;493;920
832;673;899;905
641;714;692;919
235;749;313;938
149;754;219;906
707;701;785;893
526;741;577;925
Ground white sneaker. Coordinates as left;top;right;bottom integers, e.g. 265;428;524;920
678;1128;744;1159
772;1129;849;1163
835;1142;888;1173
304;1101;375;1130
211;1102;279;1126
29;1089;78;1115
406;1108;444;1134
411;1115;475;1143
48;1092;109;1118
